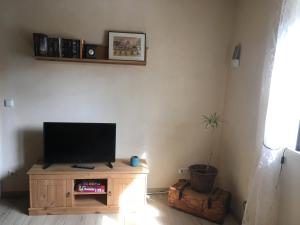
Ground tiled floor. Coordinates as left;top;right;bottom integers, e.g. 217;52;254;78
0;194;238;225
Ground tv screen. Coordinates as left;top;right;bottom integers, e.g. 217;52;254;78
44;122;116;164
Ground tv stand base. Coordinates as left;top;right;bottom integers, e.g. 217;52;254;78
42;163;51;169
106;162;113;169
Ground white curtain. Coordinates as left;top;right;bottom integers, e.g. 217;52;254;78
242;147;283;225
264;0;300;150
243;0;300;224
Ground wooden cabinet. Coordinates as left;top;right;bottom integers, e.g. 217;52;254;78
107;175;147;210
27;160;148;215
30;179;67;208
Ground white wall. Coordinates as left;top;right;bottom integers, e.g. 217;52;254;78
0;72;3;196
0;0;236;192
278;150;300;225
219;0;281;220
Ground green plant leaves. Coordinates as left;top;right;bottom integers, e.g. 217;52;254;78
202;112;222;129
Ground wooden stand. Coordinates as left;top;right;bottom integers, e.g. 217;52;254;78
168;180;231;224
27;159;149;215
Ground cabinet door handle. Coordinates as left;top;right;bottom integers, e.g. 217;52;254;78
66;192;71;197
108;191;112;196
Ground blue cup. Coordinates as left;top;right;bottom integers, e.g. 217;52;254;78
130;156;140;167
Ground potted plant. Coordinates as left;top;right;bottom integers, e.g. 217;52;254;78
189;112;222;193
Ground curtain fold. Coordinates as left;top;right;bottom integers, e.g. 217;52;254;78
243;0;300;224
242;147;283;225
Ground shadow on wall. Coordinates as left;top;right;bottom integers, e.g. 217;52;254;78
2;128;43;194
1;28;34;75
11;28;33;57
20;128;44;166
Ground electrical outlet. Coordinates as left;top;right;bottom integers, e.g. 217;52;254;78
178;168;189;174
7;171;16;176
4;99;14;108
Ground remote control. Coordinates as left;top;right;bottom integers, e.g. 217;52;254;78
72;165;95;170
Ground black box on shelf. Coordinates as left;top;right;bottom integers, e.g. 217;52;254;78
61;38;80;58
47;37;60;57
84;44;97;59
33;33;48;56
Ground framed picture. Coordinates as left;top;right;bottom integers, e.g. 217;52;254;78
108;32;146;61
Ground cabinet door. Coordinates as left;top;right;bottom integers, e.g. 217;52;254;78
30;179;67;208
107;175;147;211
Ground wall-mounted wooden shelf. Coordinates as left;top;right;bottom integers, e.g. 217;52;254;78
35;56;146;66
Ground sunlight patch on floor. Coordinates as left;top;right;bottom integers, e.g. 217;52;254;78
103;203;162;225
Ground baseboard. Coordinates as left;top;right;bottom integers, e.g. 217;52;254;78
147;187;169;194
230;208;243;225
1;191;28;198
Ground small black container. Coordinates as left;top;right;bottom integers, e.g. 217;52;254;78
84;44;97;59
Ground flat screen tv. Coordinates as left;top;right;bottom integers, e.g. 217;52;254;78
44;122;116;164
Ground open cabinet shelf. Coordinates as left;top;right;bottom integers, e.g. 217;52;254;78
73;191;107;195
73;195;107;207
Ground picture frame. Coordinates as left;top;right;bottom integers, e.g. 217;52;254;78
108;32;146;61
